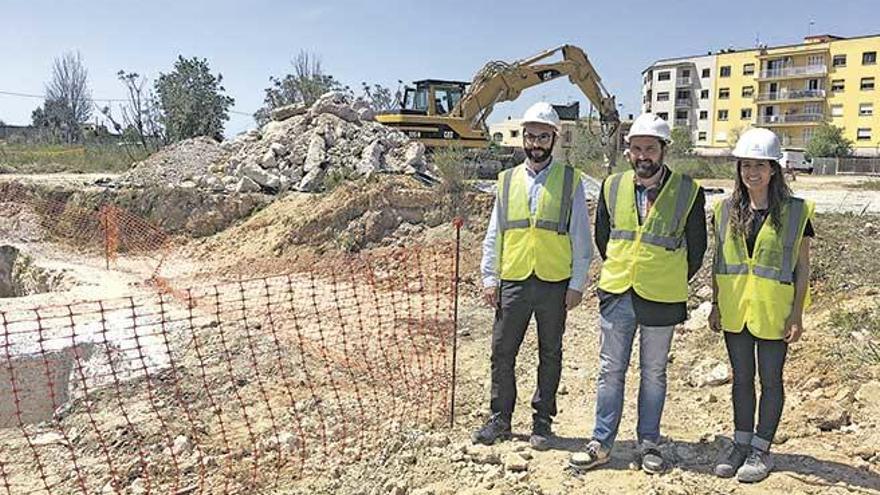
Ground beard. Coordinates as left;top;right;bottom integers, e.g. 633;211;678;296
525;146;552;163
633;158;662;179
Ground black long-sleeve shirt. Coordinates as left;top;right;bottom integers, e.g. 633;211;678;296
595;166;708;326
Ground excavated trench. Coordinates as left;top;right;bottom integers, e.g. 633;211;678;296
0;245;68;298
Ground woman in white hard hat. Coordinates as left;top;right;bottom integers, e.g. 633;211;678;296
709;128;815;483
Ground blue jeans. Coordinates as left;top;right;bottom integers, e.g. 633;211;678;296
592;291;675;449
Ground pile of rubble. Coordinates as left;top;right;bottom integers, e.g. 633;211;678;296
115;91;428;194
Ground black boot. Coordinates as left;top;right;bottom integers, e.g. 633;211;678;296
471;413;512;445
529;416;553;450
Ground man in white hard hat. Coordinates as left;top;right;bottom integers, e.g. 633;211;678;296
473;102;592;451
569;113;707;474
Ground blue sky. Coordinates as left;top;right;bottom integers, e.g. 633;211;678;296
1;0;877;137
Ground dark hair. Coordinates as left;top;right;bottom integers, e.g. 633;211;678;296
729;160;792;237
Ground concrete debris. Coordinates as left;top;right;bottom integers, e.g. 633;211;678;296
687;360;731;388
115;91;427;194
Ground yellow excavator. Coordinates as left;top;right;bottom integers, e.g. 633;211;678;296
376;44;620;165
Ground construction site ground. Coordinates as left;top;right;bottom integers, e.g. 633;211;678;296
1;170;879;495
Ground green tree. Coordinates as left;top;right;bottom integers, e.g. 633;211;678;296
726;125;748;149
154;56;234;142
565;122;605;177
806;123;853;158
360;82;396;112
254;51;343;125
31;98;72;143
668;127;694;156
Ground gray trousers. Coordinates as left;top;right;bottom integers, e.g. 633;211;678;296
490;275;568;423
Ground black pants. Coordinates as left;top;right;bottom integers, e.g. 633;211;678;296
724;329;788;447
490;275;568;423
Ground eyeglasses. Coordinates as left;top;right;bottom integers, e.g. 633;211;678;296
523;132;553;145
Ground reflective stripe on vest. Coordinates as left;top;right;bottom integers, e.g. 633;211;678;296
715;198;805;284
714;196;814;340
598;169;700;303
496;163;577;282
607;172;695;250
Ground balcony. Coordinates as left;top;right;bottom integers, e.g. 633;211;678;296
758;65;827;80
756;89;826;102
675;98;693;108
674;118;690;127
676;77;692;87
758;113;825;126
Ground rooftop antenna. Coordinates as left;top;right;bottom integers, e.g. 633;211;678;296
808;20;815;37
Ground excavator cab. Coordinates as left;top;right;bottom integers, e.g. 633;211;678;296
400;80;467;116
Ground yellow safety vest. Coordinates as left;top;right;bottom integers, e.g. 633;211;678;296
597;170;699;303
714;197;814;340
496;162;579;282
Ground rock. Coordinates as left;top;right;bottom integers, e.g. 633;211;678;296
502;453;529;472
236;176;261;193
683;301;713;331
241;163;281;190
32;431;67;446
688;360;731;387
298;165;326;192
129;478;146;495
172;435;192;456
304;134;327;173
270;142;288;157
855;381;880;411
558;383;569;395
465;444;501;465
310;91;360;122
802;376;825;392
801;399;851;431
384;478;407;495
706;392;718;403
696;285;713;300
277;432;301;453
260;149;277;169
357;141;385;175
271;103;307;122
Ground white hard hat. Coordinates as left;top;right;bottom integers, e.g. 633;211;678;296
732;128;782;161
626;113;672;144
521;102;561;131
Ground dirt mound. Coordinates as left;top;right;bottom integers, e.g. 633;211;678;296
185;175;492;277
116;136;225;188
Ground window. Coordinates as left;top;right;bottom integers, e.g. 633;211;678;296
833;54;847;67
860;103;874;116
861;77;875;91
510;130;519;138
657;112;669;120
718;110;729;121
863;51;877;65
743;63;755;76
720;66;731;77
718;88;730;99
676;110;688;119
681;69;691;77
698;131;707;141
658;71;671;81
831;79;845;92
492;132;503;142
857;128;872;141
657;91;670;101
741;108;753;120
803;128;815;142
563;130;573;144
808;55;825;67
676;90;690;100
831;104;844;117
700;89;710;99
699;110;709;120
742;86;755;97
702;68;710;78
